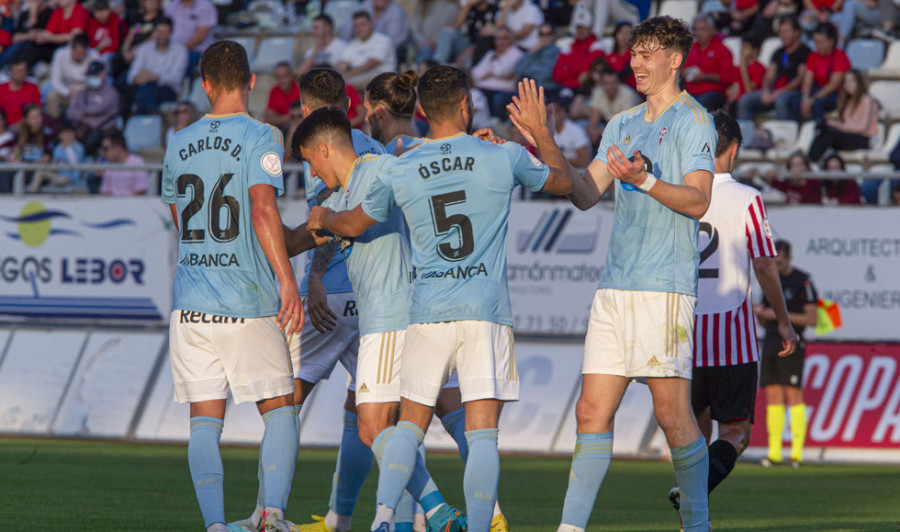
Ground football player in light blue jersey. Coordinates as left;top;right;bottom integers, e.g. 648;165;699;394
309;69;574;532
161;41;302;532
557;16;715;532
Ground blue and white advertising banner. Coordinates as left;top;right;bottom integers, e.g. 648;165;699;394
0;197;174;322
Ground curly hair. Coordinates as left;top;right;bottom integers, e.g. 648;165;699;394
630;16;693;68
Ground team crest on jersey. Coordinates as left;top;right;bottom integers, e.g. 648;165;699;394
261;151;282;177
658;127;667;146
763;219;773;238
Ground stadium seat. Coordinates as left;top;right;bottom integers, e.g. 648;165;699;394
865;122;900;163
251;36;295;72
737;119;755;149
657;0;698;22
869;80;900;121
759;119;798;149
228;36;257;60
599;36;614;53
759;36;781;68
323;0;359;36
840;122;885;163
773;121;815;159
723;36;741;66
123;115;162;152
869;40;900;80
845;39;885;72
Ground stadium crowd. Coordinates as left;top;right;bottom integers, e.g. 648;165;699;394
0;0;899;202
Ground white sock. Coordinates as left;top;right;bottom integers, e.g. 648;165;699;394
207;524;228;532
493;500;502;518
412;512;426;532
325;509;353;532
264;506;284;521
424;502;446;520
557;525;585;532
250;504;264;527
371;504;395;530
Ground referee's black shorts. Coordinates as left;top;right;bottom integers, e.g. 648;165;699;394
691;361;758;424
759;335;806;388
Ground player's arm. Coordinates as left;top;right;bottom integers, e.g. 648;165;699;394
505;78;573;195
308;204;377;237
250;183;303;335
567;159;614;210
169;204;179;231
753;256;798;356
283;222;329;257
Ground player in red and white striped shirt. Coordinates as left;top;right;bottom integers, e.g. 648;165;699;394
671;111;798;511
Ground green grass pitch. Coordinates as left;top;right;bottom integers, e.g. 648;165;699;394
2;437;898;531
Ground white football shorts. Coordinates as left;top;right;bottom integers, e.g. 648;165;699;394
289;292;359;389
355;329;405;404
583;289;696;379
401;320;518;406
169;310;294;404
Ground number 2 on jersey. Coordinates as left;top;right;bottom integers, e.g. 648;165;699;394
176;173;240;243
699;221;719;279
429;191;474;261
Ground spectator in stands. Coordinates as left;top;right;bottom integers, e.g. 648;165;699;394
707;0;760;35
411;0;459;64
808;69;878;161
605;21;635;90
821;153;862;204
166;100;199;144
340;0;411;50
552;9;604;92
284;100;303;156
126;17;187;115
433;0;499;67
0;0;54;69
514;23;560;95
164;0;216;78
266;62;300;132
46;33;99;118
569;0;638;39
497;0;544;50
726;36;766;114
13;105;53;190
737;16;809;121
765;150;822;203
66;60;119;156
833;0;881;46
799;0;842;30
683;14;733;111
586;66;640;144
29;122;85;192
0;57;42;127
120;0;164;65
550;96;591;169
471;25;524;118
800;22;849;122
98;130;148;195
38;0;91;47
336;12;396;89
88;0;123;63
298;14;346;73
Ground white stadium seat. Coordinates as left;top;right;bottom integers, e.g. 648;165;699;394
759;36;781;68
845;39;885;71
840;123;885;163
737;119;755;149
657;0;698;22
868;80;900;121
869;40;900;80
227;36;257;60
251;36;295;72
759;119;798;150
774;121;816;159
123;114;162;152
723;36;741;66
865;122;900;163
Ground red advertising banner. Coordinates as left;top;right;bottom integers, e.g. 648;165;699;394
749;343;900;448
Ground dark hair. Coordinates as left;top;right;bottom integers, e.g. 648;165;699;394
630;16;693;69
155;15;173;29
352;10;372;22
837;68;868;118
104;130;128;151
299;68;347;111
417;65;469;121
275;61;292;71
742;35;762;50
366;70;419;117
17;104;45;154
779;15;801;32
91;0;110;10
775;239;791;256
712;110;742;158
823;153;846;170
313;14;334;27
786;150;811;171
72;33;90;49
813;22;838;42
291;107;352;160
199;40;251;92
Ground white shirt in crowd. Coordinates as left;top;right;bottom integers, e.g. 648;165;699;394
506;1;544;50
304;38;347;67
553;118;591;166
590;83;641;122
127;40;189;91
50;46;100;96
471;46;524;92
338;31;396;75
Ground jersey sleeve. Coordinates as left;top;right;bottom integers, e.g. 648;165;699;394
677;112;715;177
746;192;776;258
248;125;285;196
504;142;550;192
161;153;176;204
361;169;396;223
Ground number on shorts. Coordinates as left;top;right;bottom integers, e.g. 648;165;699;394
429;190;474;261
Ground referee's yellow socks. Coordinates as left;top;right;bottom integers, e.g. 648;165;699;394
789;404;807;463
766;404;785;463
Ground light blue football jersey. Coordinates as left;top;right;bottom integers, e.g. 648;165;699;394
321;154;412;336
363;134;550;326
299;128;384;296
383;135;424;156
595;91;716;297
162;113;285;318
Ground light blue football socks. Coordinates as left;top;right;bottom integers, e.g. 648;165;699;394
560;432;613;528
463;428;500;532
189;416;225;528
672;437;710;532
260;406;300;514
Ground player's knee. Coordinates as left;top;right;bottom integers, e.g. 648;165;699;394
575;395;614;432
653;403;689;434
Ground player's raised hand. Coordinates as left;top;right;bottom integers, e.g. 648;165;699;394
392;137;422;156
607;146;647;185
307;206;332;231
473;127;507;144
278;282;304;336
506;78;547;146
777;323;799;357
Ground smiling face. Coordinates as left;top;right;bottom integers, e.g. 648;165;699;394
630;39;681;97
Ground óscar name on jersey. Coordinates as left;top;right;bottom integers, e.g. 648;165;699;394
418;156;475;179
178;136;242;161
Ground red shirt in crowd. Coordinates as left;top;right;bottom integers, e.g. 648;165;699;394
810;0;838;10
552;35;606;90
684;36;734;96
46;1;91;36
267;81;300;116
806;48;851;87
732;60;766;98
88;11;123;54
734;0;758;10
0;81;42;125
772;179;822;204
0;29;11;48
605;49;636;90
346;84;362;127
